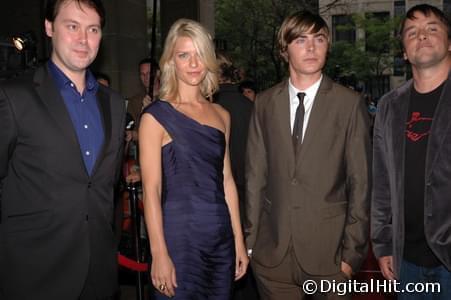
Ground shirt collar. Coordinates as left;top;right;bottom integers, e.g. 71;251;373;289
288;74;323;103
47;60;99;93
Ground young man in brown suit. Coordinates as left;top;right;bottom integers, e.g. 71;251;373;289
245;11;371;300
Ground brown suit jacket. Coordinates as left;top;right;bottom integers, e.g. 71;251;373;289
245;76;371;275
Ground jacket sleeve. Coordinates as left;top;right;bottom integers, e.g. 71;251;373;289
0;86;18;222
341;95;372;272
244;94;267;249
371;96;394;258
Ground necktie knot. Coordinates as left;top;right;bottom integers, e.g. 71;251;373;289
297;92;306;104
293;92;306;150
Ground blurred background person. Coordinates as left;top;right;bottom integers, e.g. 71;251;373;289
214;51;253;220
239;80;257;102
214;52;258;300
94;71;111;87
128;58;161;124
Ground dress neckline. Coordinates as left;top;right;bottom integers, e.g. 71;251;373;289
158;99;226;137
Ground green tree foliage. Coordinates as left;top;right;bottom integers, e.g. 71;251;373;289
215;0;317;90
325;13;402;86
216;2;402;93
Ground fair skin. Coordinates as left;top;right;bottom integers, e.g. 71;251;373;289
127;63;161;145
139;63;153;108
96;78;109;86
242;88;256;101
140;62;151;91
139;36;248;297
378;11;451;281
402;11;451;93
378;256;396;280
139;63;161;110
285;27;329;90
285;27;353;279
44;0;102;93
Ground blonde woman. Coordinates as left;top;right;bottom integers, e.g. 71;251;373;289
139;19;248;299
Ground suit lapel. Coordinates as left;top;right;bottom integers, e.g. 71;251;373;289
34;66;81;151
272;80;296;175
91;86;112;175
425;75;451;179
391;81;411;194
296;76;332;167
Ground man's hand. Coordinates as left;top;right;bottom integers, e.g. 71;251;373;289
341;261;353;279
125;130;139;142
142;95;152;110
378;256;396;280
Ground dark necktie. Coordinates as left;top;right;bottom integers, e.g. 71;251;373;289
292;92;306;149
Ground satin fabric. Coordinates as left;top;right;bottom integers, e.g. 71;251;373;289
143;100;235;299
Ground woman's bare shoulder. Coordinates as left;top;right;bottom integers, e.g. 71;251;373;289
211;102;229;122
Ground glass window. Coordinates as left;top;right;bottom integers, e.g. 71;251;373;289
332;15;356;43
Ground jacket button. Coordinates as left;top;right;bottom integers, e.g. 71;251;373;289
87;182;92;188
86;214;89;221
291;178;298;185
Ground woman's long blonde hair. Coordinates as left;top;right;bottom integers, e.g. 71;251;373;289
158;18;218;100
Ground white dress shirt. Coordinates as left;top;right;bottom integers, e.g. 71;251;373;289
288;75;323;142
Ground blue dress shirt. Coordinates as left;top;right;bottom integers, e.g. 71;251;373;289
48;61;104;175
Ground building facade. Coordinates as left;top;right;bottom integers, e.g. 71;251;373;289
0;0;214;98
320;0;451;100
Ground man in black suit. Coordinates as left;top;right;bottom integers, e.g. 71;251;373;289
0;0;125;299
214;52;253;220
214;52;257;300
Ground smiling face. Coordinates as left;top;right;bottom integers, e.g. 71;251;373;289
402;11;451;70
172;36;207;88
285;27;329;79
45;0;102;77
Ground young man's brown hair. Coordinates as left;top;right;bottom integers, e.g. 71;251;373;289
277;10;329;61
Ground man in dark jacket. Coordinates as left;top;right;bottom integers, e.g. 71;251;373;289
214;52;257;300
372;4;451;299
0;1;125;299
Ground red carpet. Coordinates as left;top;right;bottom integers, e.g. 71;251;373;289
352;246;395;300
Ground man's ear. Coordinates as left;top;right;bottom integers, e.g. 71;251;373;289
44;19;53;38
280;50;289;63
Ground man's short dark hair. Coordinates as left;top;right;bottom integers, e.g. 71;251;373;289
216;51;240;83
45;0;106;28
94;72;111;85
239;80;257;94
399;4;451;40
139;58;160;70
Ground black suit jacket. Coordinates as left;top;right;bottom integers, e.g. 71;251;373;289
215;83;253;188
0;65;125;299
